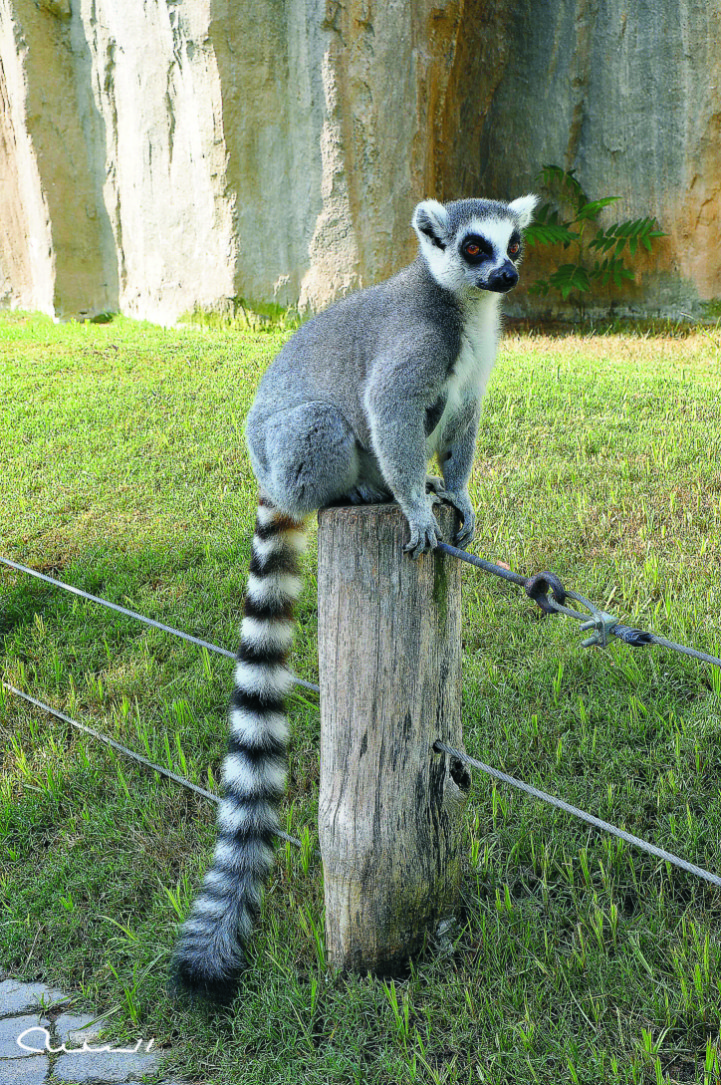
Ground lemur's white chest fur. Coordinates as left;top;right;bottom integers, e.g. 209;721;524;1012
426;293;500;457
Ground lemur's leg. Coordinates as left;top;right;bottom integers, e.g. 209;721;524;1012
365;372;448;558
435;407;481;548
248;403;360;519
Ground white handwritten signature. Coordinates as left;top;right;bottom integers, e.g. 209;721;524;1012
17;1026;155;1055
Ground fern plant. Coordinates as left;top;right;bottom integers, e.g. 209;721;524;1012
524;165;665;308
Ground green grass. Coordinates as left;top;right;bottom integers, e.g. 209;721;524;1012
1;310;720;1084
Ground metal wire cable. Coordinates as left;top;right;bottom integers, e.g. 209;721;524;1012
1;681;305;850
4;544;720;886
435;740;721;889
8;668;717;884
0;556;320;694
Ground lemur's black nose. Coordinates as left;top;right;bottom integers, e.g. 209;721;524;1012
486;262;519;293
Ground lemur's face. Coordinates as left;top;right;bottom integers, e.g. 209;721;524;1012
412;196;538;297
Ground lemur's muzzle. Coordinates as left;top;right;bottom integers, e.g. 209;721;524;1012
485;262;519;293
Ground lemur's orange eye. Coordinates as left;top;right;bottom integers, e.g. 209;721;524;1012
508;241;520;256
465;243;480;256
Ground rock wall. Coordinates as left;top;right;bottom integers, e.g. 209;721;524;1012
477;0;721;317
0;0;236;321
0;0;719;322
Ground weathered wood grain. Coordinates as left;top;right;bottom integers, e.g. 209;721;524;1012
317;502;470;974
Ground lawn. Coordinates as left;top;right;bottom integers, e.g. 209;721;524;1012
1;311;720;1084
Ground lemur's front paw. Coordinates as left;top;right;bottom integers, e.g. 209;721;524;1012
453;504;476;549
426;485;476;549
403;505;442;559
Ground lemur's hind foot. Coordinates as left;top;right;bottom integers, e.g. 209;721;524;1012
345;482;392;505
425;474;446;496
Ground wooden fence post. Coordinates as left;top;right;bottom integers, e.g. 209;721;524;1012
317;502;470;974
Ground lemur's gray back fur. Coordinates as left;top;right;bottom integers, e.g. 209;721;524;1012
248;260;462;452
171;194;537;1002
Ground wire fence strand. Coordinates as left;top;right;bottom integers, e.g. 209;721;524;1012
4;540;720;888
434;740;721;889
1;681;304;850
0;556;320;694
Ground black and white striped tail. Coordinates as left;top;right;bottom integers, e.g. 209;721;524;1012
171;495;307;1002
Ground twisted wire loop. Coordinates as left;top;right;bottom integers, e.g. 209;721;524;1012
434;741;721;890
436;542;721;671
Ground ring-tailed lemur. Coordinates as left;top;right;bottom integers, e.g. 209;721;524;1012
171;194;537;1001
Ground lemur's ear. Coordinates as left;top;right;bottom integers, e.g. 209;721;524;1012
508;194;539;229
412;200;450;251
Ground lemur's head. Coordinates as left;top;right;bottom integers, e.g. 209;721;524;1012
412;195;538;296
